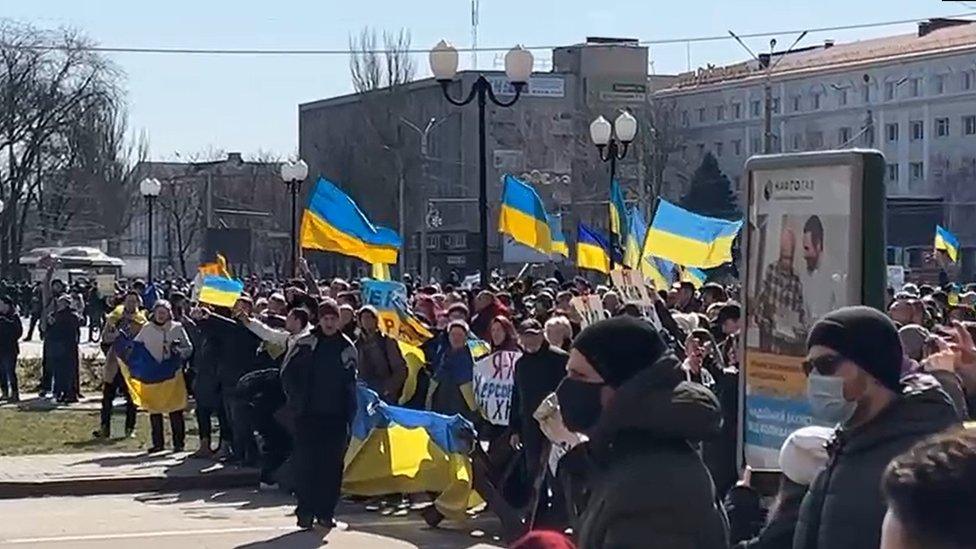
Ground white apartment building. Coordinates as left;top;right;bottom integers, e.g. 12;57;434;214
655;18;976;280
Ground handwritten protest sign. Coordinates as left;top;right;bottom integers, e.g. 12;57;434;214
95;274;117;297
360;279;433;346
570;295;605;328
610;269;662;328
473;350;521;426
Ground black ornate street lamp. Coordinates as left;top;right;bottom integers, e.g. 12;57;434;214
139;177;162;281
429;41;534;287
589;112;638;269
280;159;309;278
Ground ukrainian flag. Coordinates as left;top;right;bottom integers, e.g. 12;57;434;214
548;214;569;258
344;385;482;520
935;225;960;263
115;334;187;414
623;206;647;269
643;199;742;268
643;256;675;291
498;174;552;254
301;177;402;264
371;263;391;281
199;275;244;308
466;337;491;360
577;223;611;275
610;179;628;248
681;266;708;289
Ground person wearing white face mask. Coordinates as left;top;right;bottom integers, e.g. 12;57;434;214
793;306;961;549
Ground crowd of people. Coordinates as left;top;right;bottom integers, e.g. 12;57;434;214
3;256;976;548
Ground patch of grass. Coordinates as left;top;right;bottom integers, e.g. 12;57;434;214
0;409;200;456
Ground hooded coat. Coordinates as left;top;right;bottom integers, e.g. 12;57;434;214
572;355;730;549
792;373;959;549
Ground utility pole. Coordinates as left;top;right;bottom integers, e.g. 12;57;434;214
400;116;450;281
729;31;807;154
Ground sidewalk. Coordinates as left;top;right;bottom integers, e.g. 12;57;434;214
0;451;259;499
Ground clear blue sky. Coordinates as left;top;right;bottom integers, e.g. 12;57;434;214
7;1;971;160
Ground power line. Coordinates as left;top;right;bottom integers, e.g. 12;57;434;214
2;12;975;56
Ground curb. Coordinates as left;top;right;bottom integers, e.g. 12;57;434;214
0;469;259;499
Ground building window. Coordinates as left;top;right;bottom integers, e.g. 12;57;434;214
771;97;781;114
681;110;689;127
936;117;950;137
964;71;974;91
862;84;870;103
732;139;742;155
716;105;725;121
964;115;976;135
715;142;724;157
812;92;821;110
886;163;899;183
885;81;896;101
791;134;802;151
750;100;761;117
863;126;875;146
751;136;761;154
909;77;922;97
839;127;852;145
732;102;742;119
934;74;945;95
445;233;467;249
698;108;706;122
426;234;439;249
809;131;824;149
886;123;899;142
838;88;848;106
909;161;924;182
910;120;924;141
792;95;801;112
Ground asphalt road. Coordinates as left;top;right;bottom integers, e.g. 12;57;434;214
0;489;504;549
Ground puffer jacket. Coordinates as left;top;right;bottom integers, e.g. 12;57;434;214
793;373;959;549
573;355;730;549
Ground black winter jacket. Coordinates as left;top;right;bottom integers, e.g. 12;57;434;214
0;311;23;358
573;355;730;549
793;373;959;549
281;328;358;422
510;344;568;436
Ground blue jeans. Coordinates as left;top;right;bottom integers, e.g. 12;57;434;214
0;355;18;398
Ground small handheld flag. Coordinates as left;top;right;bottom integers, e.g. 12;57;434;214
199;275;244;308
935;225;960;263
610;180;628;262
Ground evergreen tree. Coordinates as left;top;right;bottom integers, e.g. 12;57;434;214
680;152;741;220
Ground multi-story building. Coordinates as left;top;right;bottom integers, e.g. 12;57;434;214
120;152;286;279
299;38;656;280
656;18;976;280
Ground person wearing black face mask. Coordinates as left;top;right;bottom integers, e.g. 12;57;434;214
554;316;729;549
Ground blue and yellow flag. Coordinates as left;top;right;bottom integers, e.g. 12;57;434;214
301;177;401;264
577;223;611;275
610;180;628;263
935;225;960;263
643;199;742;268
498;174;552;254
371;263;391;281
114;334;187;414
643;256;676;291
681;266;708;289
623;206;647;269
199;275;244;308
467;337;491;360
548;214;569;258
344;385;481;520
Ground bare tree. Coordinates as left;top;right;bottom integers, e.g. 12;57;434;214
0;20;122;274
349;28;415;94
157;178;204;278
638;98;688;202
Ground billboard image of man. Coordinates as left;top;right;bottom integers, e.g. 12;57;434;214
800;215;839;324
756;218;805;353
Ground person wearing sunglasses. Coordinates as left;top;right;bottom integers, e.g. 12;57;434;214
794;306;961;549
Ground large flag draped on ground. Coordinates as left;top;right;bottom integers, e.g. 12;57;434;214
343;385;482;520
114;334;187;413
548;214;569;258
935;225;960;263
360;279;433;347
301;177;402;264
643;199;742;268
498;174;552;254
577;223;611;275
609;179;628;262
623;206;647;269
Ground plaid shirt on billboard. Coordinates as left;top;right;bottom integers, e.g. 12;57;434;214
757;261;806;347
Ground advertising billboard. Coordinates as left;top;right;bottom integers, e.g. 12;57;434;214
741;151;885;468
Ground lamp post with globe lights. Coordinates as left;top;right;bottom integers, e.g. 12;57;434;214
589;111;637;269
429;41;533;287
139;177;162;281
280;159;309;277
